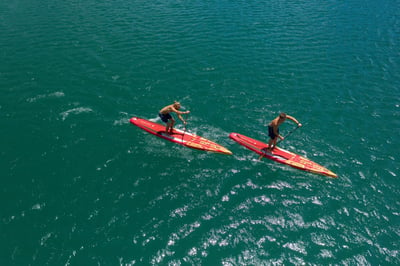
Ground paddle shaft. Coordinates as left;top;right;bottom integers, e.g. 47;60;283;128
276;125;300;145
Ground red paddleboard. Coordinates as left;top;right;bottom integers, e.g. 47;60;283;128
229;132;337;178
130;117;232;155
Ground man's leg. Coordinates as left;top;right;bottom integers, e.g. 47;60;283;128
167;119;175;133
267;138;277;151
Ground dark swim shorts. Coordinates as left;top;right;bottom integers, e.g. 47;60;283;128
159;113;172;123
268;125;279;139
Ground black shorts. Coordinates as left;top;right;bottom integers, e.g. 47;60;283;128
159;113;172;123
268;125;279;139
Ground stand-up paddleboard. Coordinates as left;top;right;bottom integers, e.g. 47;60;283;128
130;117;232;155
229;132;337;178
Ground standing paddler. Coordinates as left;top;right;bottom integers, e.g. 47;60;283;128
265;112;302;152
159;101;190;134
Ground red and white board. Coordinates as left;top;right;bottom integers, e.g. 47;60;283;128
229;132;337;178
130;117;232;155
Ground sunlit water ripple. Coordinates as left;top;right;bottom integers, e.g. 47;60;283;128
1;0;399;265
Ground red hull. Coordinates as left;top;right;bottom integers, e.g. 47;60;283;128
229;132;337;178
130;117;232;155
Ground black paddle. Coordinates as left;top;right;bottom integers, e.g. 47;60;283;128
276;125;301;145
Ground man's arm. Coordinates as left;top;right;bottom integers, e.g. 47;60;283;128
273;125;283;140
177;114;186;124
173;108;190;124
287;115;302;127
171;106;189;116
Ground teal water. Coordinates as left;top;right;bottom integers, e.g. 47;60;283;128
1;0;399;264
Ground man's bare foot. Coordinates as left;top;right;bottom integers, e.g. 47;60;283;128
261;147;272;154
